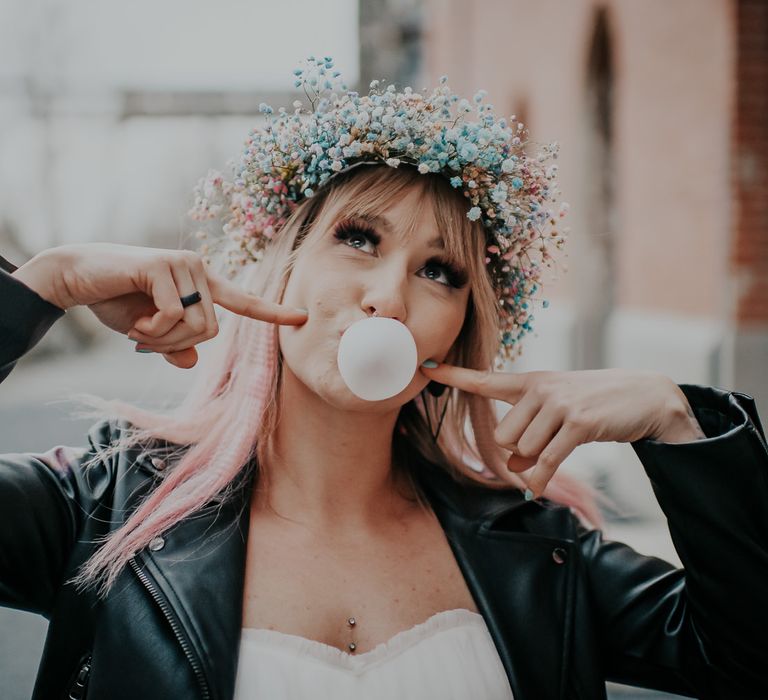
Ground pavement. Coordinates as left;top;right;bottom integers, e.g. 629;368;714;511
0;336;685;699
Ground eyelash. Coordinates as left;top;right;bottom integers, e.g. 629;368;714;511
332;219;467;289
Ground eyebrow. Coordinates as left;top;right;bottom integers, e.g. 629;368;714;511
351;213;445;250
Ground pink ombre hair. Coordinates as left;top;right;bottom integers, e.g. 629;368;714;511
66;164;608;599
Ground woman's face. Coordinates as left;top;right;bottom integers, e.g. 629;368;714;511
278;183;472;409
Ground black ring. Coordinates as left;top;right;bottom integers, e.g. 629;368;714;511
179;291;202;308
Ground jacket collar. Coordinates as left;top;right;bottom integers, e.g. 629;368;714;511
132;454;577;700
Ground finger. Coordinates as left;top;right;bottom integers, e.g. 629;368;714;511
129;267;218;349
162;347;198;369
131;343;199;367
419;361;526;402
523;423;583;499
207;273;308;325
505;450;538;474
134;329;210;353
170;263;208;336
494;392;541;453
131;264;202;343
485;463;531;492
133;263;186;336
189;259;219;339
514;402;565;460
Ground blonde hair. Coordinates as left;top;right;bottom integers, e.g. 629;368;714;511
66;164;604;599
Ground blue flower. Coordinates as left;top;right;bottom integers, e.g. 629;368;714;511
458;142;479;161
467;207;482;221
490;183;508;204
450;176;462;188
511;177;524;190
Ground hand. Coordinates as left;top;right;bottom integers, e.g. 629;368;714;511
13;243;308;369
419;364;704;499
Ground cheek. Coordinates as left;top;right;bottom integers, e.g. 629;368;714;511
414;300;467;349
281;255;348;320
277;284;353;361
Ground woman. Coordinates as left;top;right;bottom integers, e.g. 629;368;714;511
2;57;767;700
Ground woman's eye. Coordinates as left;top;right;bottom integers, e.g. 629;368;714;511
345;231;375;252
422;263;451;286
332;223;461;288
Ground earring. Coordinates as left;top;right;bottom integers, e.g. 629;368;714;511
420;382;449;443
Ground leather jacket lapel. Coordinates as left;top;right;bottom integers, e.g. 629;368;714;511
413;460;577;700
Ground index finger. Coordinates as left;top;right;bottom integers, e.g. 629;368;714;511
207;273;308;325
419;362;525;402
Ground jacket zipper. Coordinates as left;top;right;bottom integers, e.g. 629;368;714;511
66;653;92;699
128;556;212;700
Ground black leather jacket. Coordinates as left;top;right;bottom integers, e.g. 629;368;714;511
1;263;767;700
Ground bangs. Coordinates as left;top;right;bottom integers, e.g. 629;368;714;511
310;164;486;275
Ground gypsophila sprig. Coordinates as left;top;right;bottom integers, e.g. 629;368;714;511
189;55;570;366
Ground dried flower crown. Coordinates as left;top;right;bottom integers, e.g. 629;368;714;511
189;55;569;365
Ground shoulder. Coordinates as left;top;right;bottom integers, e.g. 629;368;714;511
76;416;186;486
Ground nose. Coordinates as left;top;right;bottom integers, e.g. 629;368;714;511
360;257;409;323
367;306;405;323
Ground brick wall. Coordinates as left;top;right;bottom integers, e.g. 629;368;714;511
733;0;768;324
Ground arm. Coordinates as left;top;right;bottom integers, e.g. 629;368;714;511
0;253;66;384
579;384;768;698
0;419;116;617
1;254;118;614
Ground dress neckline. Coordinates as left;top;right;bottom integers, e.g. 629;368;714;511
240;608;486;671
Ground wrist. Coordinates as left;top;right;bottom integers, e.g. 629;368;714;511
11;247;76;310
650;383;708;443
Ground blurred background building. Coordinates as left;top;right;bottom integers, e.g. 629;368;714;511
1;1;765;698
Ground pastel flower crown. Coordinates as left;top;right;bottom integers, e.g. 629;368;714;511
189;55;569;365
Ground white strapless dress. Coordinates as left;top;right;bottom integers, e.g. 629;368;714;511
233;608;514;699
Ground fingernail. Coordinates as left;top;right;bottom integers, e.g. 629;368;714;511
524;488;534;501
421;359;438;368
135;345;153;354
295;307;309;314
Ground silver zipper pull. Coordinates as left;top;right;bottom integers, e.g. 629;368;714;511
68;654;92;700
